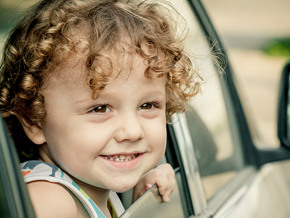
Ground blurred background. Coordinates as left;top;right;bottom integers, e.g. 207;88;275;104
0;0;290;148
203;0;290;148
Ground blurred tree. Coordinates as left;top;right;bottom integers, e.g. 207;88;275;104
264;38;290;57
0;0;36;32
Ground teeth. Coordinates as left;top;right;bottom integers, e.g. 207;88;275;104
104;154;137;162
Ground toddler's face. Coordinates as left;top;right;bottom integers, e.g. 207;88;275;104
38;52;167;193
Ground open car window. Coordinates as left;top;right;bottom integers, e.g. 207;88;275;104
167;0;245;202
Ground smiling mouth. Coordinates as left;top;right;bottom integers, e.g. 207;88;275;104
102;154;139;162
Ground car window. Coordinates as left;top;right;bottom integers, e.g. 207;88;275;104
120;169;187;218
168;0;245;200
185;74;244;200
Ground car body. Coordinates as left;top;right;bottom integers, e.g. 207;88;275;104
1;0;290;217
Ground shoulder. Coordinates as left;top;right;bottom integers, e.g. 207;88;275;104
27;181;89;218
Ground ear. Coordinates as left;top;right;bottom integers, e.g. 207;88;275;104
20;118;46;145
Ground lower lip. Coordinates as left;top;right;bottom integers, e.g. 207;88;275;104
100;154;144;168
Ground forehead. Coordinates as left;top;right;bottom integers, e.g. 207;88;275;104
42;50;166;97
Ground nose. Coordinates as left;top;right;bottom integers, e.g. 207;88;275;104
114;113;144;143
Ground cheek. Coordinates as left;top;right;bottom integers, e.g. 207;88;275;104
43;120;113;159
147;118;167;152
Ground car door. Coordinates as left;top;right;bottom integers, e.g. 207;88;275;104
0;115;36;218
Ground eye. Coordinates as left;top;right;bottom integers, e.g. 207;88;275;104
139;103;156;110
91;105;111;113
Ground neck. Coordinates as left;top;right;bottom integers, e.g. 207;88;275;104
77;180;111;207
73;178;111;217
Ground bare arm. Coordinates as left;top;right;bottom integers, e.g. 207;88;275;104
27;181;89;218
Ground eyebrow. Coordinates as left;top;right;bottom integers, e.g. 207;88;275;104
73;88;165;104
73;83;166;104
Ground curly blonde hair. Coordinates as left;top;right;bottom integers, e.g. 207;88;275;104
0;0;201;161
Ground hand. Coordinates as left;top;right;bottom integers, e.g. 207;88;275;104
132;163;175;203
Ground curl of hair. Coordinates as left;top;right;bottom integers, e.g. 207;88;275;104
0;0;201;161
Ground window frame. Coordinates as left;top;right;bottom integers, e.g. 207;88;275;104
169;1;290;217
166;124;195;216
0;117;36;218
170;111;257;217
187;0;259;167
171;114;207;215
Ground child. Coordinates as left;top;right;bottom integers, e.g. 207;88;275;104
0;0;200;217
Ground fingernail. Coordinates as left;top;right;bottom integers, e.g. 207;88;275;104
145;184;152;191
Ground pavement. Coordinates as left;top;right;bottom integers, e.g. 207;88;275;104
203;0;290;147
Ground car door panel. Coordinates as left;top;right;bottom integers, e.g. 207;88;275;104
221;161;290;218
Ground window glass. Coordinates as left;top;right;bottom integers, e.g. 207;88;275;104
169;0;245;200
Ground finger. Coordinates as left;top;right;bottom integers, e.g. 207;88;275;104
132;186;146;202
155;177;169;196
145;183;152;191
150;185;159;196
139;187;147;196
150;186;163;204
158;186;166;196
162;190;171;203
159;179;175;203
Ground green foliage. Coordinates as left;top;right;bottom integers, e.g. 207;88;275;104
263;38;290;57
0;6;22;32
0;0;37;33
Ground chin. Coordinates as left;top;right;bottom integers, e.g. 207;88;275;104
109;179;139;193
